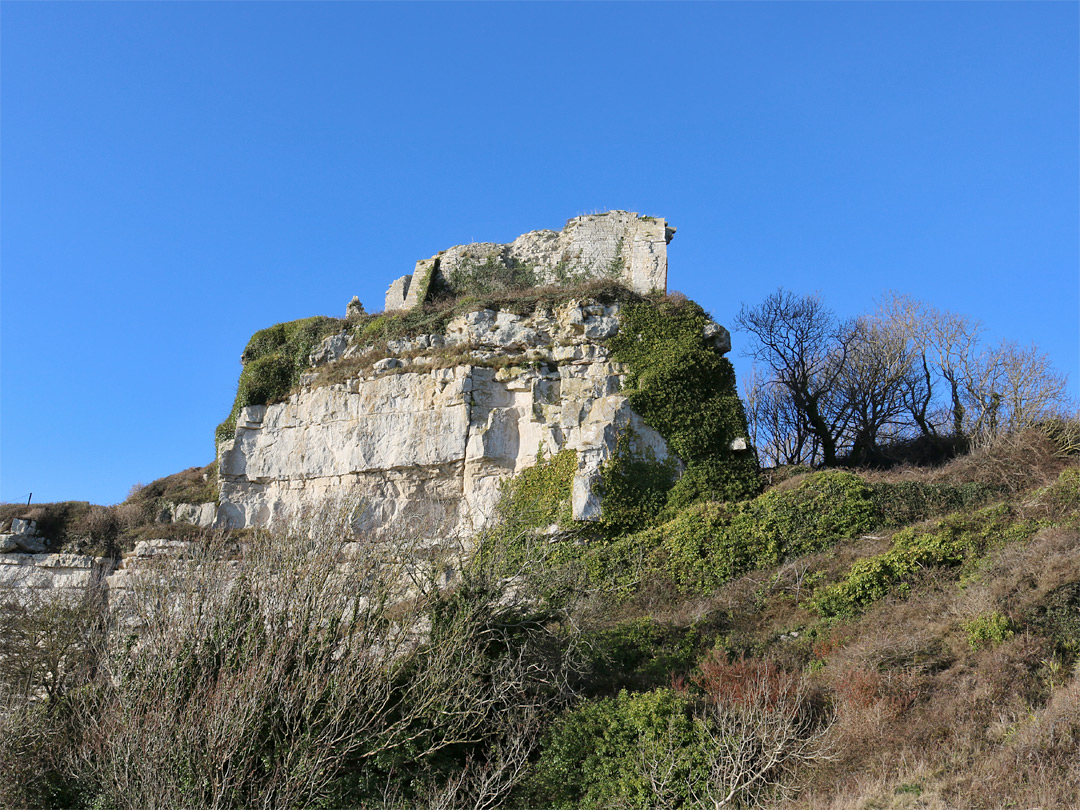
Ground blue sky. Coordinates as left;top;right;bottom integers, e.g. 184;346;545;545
2;2;1077;506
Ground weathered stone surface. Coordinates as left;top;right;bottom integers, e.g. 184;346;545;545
172;502;217;528
346;296;365;319
0;552;100;591
703;321;731;354
386;211;673;311
0;540;194;602
311;333;350;367
385;275;412;312
216;299;675;533
11;518;37;535
404;259;437;310
0;532;47;553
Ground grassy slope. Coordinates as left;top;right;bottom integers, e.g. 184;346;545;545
544;430;1079;809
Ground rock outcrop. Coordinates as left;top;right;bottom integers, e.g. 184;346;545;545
217;299;682;534
0;518;48;554
0;539;198;603
385;212;674;312
209;212;757;535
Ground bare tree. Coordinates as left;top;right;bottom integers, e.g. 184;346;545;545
962;340;1070;446
835;318;920;465
876;292;984;439
736;289;857;466
690;660;835;808
742;367;819;468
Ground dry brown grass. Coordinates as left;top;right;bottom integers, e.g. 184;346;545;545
774;521;1080;809
860;428;1074;496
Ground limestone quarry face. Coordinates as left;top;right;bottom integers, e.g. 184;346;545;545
216;299;689;534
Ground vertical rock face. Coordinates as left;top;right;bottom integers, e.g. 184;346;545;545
385;211;673;312
216;300;676;534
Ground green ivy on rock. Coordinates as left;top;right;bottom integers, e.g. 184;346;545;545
608;298;760;509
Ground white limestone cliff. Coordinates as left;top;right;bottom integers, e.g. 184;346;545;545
216;299;687;534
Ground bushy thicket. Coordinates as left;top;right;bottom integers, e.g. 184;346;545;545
0;505;582;810
4;455;1078;809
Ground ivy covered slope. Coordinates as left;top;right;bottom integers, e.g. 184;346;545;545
491;420;1079;810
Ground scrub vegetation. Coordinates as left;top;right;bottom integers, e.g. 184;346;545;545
2;282;1077;809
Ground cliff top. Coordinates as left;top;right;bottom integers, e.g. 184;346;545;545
384;211;674;312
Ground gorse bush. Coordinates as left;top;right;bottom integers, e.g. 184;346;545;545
523;651;834;810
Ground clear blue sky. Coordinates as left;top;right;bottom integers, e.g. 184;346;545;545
2;2;1077;506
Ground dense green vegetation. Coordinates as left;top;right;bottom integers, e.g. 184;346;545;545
4;274;1078;809
4;425;1078;809
215;316;344;447
609;298;760;506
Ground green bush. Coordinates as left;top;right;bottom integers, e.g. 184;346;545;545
870;480;1000;528
216;316;343;447
598;437;678;532
658;471;876;593
609;298;760;506
523;688;707;810
963;611;1015;651
1027;581;1080;661
579;618;709;695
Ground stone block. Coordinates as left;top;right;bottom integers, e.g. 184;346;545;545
385;275;412;312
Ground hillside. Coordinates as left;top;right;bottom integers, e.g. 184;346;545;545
1;214;1077;809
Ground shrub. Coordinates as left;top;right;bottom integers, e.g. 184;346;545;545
524;688;706;810
525;654;834;810
216;316;343;447
963;611;1016;651
869;480;1000;528
1026;581;1080;661
598;437;678;532
658;471;876;593
813;504;1037;620
580;618;707;695
0;500;580;810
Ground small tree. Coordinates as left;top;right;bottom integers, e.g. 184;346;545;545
736;289;856;466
